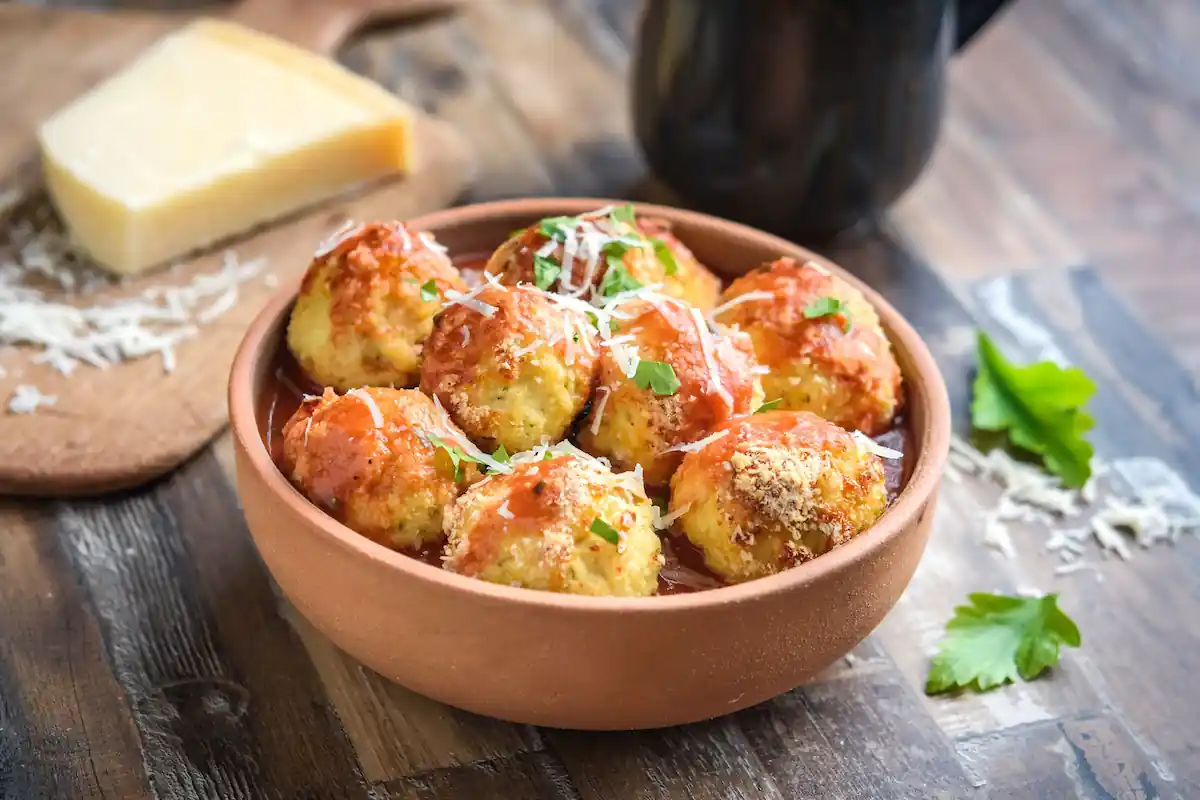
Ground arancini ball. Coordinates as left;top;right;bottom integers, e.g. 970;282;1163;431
577;295;764;487
635;216;721;310
713;257;901;435
281;387;482;550
442;450;662;596
486;207;669;298
668;410;889;583
420;283;599;453
287;222;466;391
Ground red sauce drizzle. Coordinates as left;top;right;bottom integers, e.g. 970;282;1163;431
259;253;916;594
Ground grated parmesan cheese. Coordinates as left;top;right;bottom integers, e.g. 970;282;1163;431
589;386;611;435
652;501;691;530
7;384;56;414
497;500;514;520
852;430;902;459
689;307;733;409
443;281;500;318
709;290;774;320
0;194;267;382
313;220;363;258
663;428;729;454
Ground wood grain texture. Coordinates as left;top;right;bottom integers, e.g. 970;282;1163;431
0;504;150;800
0;4;474;497
5;0;1200;798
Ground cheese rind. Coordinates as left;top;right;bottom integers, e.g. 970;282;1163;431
38;19;415;276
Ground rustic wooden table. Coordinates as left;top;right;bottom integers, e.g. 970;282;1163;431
5;0;1200;797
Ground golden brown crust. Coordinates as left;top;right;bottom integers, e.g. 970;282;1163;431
668;410;888;582
577;297;763;486
281;387;480;549
288;222;467;390
419;284;599;451
715;257;902;434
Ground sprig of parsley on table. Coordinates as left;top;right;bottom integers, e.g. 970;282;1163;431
925;593;1081;695
972;331;1096;487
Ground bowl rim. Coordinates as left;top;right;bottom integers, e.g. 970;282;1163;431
228;197;951;614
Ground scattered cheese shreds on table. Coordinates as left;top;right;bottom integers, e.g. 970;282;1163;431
1;191;267;391
948;435;1200;571
7;384;57;415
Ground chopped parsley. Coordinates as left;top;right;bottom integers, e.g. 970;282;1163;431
537;215;580;241
490;444;511;469
755;398;783;414
533;254;563;290
427;433;480;481
609;204;637;226
590;517;621;545
420;279;439;302
599;261;643;297
972;331;1096;488
651;238;679;276
633;360;680;396
925;592;1081;695
803;296;852;332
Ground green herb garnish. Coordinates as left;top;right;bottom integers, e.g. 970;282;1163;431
972;332;1096;488
590;517;621;545
632;360;680;396
925;592;1081;695
490;445;511;469
803;296;852;332
427;433;481;481
755;398;783;414
420;280;439;302
651;238;678;276
538;215;580;241
599;262;643;297
533;254;562;291
609;204;637;226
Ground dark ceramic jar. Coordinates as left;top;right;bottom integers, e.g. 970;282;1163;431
633;0;1008;241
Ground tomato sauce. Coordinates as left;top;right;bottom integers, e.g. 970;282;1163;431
259;252;915;595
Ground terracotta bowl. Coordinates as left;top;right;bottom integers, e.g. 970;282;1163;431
228;198;950;731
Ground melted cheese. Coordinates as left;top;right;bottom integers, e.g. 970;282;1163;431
38;19;414;275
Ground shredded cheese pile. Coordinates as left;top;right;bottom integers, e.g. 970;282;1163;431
947;436;1200;573
1;188;271;400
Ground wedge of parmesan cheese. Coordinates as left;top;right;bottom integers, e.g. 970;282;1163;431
38;19;415;276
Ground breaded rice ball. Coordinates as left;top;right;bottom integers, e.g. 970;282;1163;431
577;296;764;488
420;283;599;453
281;387;482;550
442;452;662;596
486;207;669;297
635;216;721;310
713;257;901;435
287;222;466;391
669;410;888;583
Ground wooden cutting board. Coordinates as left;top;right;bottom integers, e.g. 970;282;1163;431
0;0;474;497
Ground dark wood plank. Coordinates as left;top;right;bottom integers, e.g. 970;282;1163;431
381;752;578;800
54;453;372;799
0;503;151;800
738;662;969;799
955;715;1172;799
546;721;786;800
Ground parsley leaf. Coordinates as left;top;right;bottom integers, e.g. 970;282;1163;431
925;592;1081;695
632;360;680;395
609;204;637;226
972;332;1096;488
420;279;439;302
590;517;621;545
755;398;783;414
651;238;678;276
490;445;510;469
533;254;562;291
599;261;643;297
803;296;852;332
427;433;480;482
538;215;579;241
